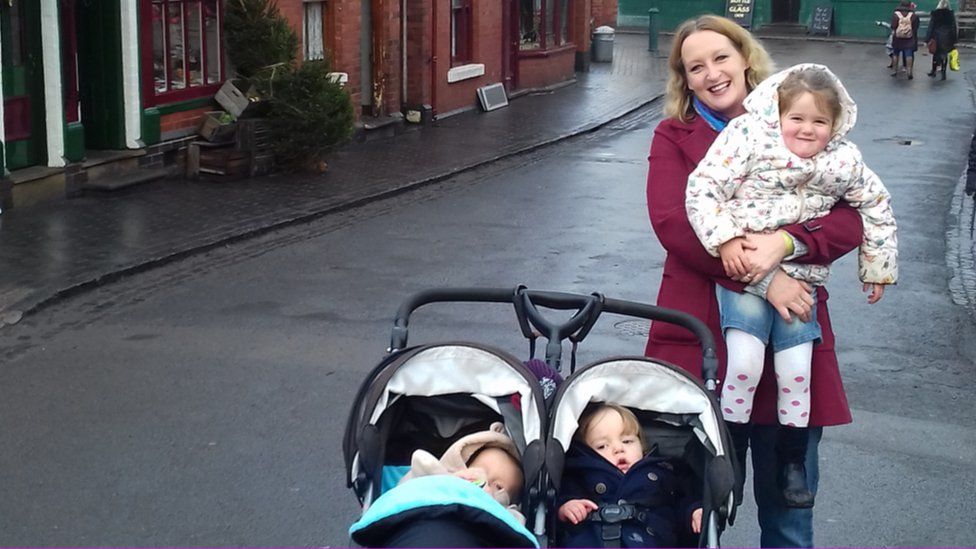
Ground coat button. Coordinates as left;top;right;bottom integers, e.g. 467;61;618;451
646;472;658;481
595;483;606;494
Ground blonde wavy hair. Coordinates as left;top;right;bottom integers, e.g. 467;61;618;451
664;15;775;122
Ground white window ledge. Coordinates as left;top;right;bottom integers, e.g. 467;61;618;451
447;63;485;83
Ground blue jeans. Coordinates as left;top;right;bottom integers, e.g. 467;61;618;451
750;424;822;548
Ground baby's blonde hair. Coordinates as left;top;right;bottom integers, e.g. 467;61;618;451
778;68;842;131
664;15;775;122
576;403;647;452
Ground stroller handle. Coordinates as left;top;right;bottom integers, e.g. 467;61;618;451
388;287;720;386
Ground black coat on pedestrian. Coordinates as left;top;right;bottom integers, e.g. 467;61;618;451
926;8;958;57
555;443;701;548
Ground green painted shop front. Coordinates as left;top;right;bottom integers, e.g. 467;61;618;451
619;0;956;39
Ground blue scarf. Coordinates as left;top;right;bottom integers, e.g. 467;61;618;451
693;96;729;132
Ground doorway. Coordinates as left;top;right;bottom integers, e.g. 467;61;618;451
2;1;47;170
74;0;126;150
771;0;801;23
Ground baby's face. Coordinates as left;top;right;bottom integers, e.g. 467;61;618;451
584;408;644;474
780;91;833;159
468;447;523;500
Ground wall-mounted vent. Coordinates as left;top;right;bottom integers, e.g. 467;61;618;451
477;83;509;112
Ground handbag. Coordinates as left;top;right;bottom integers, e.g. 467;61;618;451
927;39;937;54
949;48;960;71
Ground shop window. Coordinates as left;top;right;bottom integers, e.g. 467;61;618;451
303;1;325;61
451;0;472;65
520;0;572;50
144;0;223;105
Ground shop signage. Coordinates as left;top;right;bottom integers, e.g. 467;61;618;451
810;5;833;35
725;0;755;28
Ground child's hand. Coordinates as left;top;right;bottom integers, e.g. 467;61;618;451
558;499;598;524
453;467;487;487
691;508;703;534
863;283;886;304
719;238;754;281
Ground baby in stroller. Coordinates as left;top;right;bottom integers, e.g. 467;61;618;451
398;422;526;524
556;404;703;548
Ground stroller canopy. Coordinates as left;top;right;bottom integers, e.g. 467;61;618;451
550;358;727;458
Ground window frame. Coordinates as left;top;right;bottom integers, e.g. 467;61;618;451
303;0;326;61
519;0;573;51
140;0;225;107
451;0;473;66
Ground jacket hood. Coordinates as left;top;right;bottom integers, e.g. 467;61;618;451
440;422;520;471
743;63;857;143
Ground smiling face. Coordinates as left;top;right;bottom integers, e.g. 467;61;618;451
680;30;751;119
582;407;645;474
779;91;834;159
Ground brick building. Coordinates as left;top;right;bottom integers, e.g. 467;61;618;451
1;0;614;210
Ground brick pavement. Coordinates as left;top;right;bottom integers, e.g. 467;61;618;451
0;34;668;327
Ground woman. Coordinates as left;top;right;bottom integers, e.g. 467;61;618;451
644;15;864;548
890;0;920;79
926;0;958;80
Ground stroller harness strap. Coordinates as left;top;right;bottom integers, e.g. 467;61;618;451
585;499;669;548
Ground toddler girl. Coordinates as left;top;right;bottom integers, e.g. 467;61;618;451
685;63;898;508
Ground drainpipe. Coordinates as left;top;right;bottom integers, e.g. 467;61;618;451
402;0;407;106
431;0;437;118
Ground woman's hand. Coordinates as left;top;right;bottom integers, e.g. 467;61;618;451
558;499;599;524
739;231;791;282
766;270;815;323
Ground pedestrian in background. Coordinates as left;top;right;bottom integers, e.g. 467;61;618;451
926;0;958;80
645;14;863;548
890;0;920;79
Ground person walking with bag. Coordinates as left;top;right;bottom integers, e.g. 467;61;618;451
891;0;920;79
926;0;958;80
645;14;863;547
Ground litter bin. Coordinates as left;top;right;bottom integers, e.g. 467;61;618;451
592;25;615;63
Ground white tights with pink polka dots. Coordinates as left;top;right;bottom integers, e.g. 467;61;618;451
721;329;813;427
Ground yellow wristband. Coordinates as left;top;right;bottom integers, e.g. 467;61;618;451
780;231;795;256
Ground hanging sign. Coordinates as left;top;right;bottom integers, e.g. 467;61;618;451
725;0;755;28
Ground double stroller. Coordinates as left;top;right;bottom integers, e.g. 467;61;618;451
343;287;739;548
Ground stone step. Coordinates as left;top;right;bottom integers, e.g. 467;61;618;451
81;167;168;192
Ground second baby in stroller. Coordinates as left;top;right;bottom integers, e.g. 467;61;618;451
556;404;703;548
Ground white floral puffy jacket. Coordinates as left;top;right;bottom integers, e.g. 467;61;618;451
685;63;898;285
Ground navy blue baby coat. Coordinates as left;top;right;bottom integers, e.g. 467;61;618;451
556;443;701;548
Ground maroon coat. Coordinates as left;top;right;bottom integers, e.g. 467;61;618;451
890;9;920;52
644;115;863;426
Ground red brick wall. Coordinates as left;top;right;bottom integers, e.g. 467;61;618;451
517;46;576;89
432;0;506;115
160;107;211;134
405;0;432;106
274;0;362;119
575;0;594;54
591;0;618;28
370;0;403;116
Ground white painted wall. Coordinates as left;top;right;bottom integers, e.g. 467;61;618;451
41;0;66;167
120;1;142;148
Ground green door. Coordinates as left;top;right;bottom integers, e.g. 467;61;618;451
75;0;125;150
2;0;46;170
